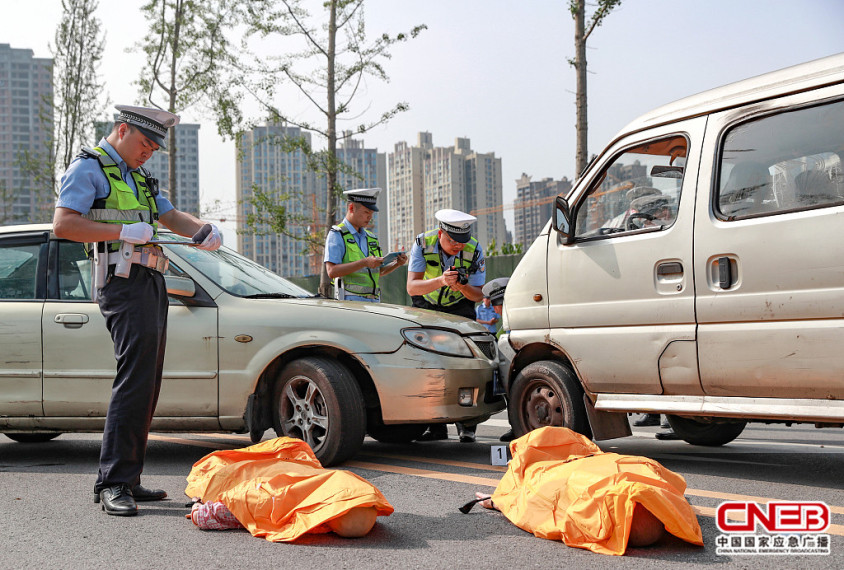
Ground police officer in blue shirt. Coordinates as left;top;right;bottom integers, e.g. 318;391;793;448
407;209;487;442
475;295;499;334
324;188;407;302
53;105;223;517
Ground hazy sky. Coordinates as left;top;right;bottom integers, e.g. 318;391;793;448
3;0;844;244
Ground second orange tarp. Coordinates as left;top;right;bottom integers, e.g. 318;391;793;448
185;437;393;542
491;427;704;555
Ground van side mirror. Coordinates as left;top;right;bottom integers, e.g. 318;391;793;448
553;195;573;242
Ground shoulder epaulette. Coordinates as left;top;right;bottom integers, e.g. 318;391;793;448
78;146;100;159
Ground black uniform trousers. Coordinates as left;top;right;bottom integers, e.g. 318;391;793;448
94;263;168;493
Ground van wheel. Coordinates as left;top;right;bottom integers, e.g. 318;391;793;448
666;415;746;446
272;356;366;466
367;422;428;443
508;361;591;439
3;433;61;443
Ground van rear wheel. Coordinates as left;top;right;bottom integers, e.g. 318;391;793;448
665;415;746;446
508;361;591;439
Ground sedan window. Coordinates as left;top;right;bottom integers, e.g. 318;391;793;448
0;242;42;300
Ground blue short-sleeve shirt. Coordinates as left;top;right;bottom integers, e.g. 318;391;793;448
475;303;499;333
56;138;174;216
323;218;370;264
324;218;379;303
408;233;486;287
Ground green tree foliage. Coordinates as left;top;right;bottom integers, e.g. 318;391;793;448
485;239;523;257
136;0;243;213
569;0;621;177
235;0;425;296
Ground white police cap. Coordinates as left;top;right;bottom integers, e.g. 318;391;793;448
115;105;180;149
344;187;381;212
482;277;509;305
435;208;476;243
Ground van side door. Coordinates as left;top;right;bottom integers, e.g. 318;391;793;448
547;118;706;395
694;89;844;400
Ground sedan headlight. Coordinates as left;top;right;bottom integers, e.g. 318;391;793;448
401;328;474;358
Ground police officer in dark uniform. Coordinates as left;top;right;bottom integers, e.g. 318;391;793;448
407;209;487;442
53;105;223;516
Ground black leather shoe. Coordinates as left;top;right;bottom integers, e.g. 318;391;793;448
417;425;448;441
499;428;515;442
99;484;138;516
132;484;167;502
655;429;680;441
633;414;661;427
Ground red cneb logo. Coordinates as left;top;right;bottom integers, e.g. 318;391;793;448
716;501;830;533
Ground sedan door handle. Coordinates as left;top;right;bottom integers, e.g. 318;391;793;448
54;313;89;328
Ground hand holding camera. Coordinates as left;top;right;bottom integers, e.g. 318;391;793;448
448;265;469;285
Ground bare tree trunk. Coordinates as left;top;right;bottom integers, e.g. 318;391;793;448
318;0;339;298
574;1;588;177
167;0;183;210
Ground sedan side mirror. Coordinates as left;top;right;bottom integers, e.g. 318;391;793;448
553;195;573;243
165;275;196;298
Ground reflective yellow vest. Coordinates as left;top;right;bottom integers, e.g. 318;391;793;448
418;229;480;307
331;220;382;299
80;146;159;253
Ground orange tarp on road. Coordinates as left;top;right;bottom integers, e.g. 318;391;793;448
491;427;704;555
185;437;393;542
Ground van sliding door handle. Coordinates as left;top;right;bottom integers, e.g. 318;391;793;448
718;256;732;289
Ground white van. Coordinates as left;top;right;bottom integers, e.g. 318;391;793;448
499;53;844;445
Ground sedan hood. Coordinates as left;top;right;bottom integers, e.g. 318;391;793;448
285;298;489;335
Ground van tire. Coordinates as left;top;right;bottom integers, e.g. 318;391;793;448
666;415;746;446
508;361;592;439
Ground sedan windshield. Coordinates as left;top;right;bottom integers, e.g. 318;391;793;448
163;236;313;298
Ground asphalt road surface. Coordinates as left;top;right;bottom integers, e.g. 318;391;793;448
2;414;842;569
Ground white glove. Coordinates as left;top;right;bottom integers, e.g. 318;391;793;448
120;222;154;244
196;223;222;251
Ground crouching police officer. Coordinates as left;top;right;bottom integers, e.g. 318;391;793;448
407;209;487;443
324;188;406;302
52;105;223;516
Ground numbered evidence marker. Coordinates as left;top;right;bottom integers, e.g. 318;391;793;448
491;445;509;466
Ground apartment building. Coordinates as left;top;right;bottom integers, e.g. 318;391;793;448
236;124;322;277
336;133;388;245
0;44;53;224
388;132;506;252
513;173;572;248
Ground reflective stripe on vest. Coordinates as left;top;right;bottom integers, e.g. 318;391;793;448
332;220;382;299
80;146;159;252
419;229;479;307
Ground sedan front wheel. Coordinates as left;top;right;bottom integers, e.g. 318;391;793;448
272;356;366;466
